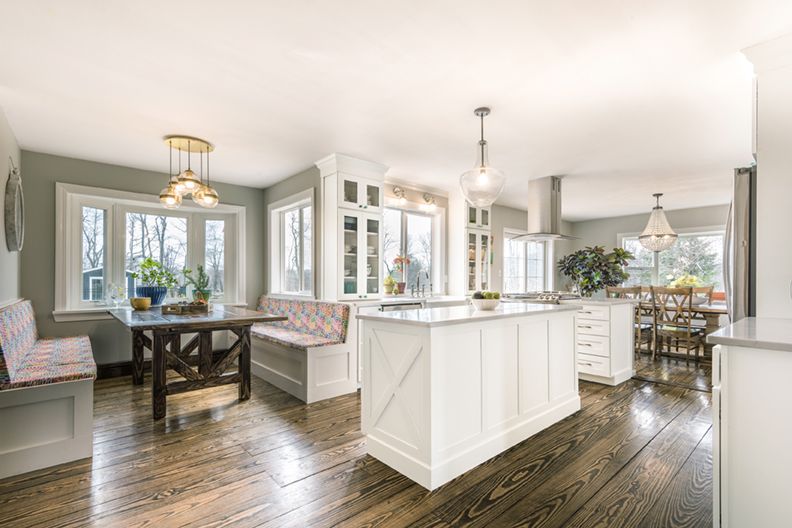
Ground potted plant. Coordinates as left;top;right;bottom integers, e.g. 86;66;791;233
383;275;397;295
183;265;212;301
393;255;411;294
131;257;178;306
557;246;633;297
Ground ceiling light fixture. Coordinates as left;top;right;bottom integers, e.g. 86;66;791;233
459;107;506;208
393;186;407;205
161;135;219;209
639;193;677;252
422;193;436;211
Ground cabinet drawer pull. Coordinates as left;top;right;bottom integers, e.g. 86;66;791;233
579;311;592;314
578;325;592;329
578;361;593;366
577;342;592;347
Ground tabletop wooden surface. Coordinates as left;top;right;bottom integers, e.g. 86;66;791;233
639;301;728;314
107;305;285;330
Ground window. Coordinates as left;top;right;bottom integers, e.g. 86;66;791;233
383;207;439;292
503;233;549;292
620;230;725;290
268;189;313;296
56;183;245;318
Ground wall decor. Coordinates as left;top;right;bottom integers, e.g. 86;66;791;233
4;156;23;252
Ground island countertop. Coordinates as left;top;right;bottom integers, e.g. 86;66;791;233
707;317;792;352
356;302;580;327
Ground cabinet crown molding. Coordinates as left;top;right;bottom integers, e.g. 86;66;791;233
315;153;389;180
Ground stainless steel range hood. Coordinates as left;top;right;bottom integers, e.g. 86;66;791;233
512;176;577;241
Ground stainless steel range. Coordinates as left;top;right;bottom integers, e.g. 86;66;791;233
502;291;581;304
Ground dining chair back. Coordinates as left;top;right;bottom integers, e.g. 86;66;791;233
693;286;714;304
650;286;705;362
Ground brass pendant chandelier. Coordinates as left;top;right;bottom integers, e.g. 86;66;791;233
160;135;219;209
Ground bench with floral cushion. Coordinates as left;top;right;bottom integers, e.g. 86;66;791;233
0;300;95;478
241;296;353;403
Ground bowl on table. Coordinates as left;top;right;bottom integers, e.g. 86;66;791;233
130;297;151;311
471;298;500;311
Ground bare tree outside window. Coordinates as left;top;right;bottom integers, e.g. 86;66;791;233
281;204;312;294
81;206;105;301
205;220;225;296
125;212;188;297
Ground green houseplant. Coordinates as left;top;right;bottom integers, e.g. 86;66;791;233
557;246;633;297
131;257;178;306
183;265;212;301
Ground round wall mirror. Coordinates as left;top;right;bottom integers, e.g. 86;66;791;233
4;158;24;252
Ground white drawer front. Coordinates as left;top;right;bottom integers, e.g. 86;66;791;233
577;352;610;377
576;318;609;337
577;304;610;321
575;334;610;358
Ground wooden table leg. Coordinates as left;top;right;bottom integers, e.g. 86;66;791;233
152;332;168;420
239;326;251;401
132;330;145;385
199;331;213;378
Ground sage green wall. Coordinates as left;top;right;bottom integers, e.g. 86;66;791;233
0;109;21;306
261;166;320;294
20;151;267;365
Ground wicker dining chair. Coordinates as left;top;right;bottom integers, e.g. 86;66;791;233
650;286;706;362
605;286;653;357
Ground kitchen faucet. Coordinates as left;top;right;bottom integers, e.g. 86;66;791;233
412;270;432;298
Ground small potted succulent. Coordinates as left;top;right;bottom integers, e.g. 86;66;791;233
131;257;178;306
183;265;212;302
393;255;411;294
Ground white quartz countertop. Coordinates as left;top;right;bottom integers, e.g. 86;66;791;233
707;317;792;352
356;302;580;327
562;298;638;305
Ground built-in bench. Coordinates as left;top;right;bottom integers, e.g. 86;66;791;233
240;296;353;403
0;300;96;479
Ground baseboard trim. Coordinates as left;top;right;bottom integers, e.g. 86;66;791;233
97;350;229;379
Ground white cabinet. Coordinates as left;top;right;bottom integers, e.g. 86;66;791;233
466;205;491;229
339;211;382;300
572;302;634;386
466;229;492;293
339;175;383;213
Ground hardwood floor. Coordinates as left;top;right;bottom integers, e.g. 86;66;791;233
633;353;713;392
0;374;713;527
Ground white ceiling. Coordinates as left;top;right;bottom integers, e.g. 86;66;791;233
1;1;790;220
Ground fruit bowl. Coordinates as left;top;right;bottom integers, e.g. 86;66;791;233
471;298;500;311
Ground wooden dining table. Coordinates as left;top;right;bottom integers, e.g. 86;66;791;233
638;301;729;354
108;305;286;419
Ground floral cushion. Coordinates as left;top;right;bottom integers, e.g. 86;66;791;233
256;296;349;345
0;300;39;378
0;300;96;390
251;325;338;351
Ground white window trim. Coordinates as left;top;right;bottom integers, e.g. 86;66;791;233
618;225;725;287
503;229;554;292
382;204;446;294
268;188;314;299
54;182;246;321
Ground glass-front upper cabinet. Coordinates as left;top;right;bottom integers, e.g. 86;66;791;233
340;211;381;300
467;229;491;293
340;175;382;213
466;205;491;229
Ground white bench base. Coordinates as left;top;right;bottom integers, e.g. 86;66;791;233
0;379;94;479
243;334;357;404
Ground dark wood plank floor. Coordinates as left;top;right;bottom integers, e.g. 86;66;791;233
634;353;712;392
0;372;713;527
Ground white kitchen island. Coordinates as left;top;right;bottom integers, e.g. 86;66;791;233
357;303;581;490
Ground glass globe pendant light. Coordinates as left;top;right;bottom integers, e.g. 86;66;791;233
159;140;183;209
459;107;506;208
192;147;220;208
639;193;678;252
177;140;201;193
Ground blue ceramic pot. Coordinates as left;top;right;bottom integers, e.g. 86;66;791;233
135;285;167;306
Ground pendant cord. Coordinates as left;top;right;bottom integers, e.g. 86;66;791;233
187;140;191;171
206;149;210;185
479;113;486;168
200;148;203;184
168;141;172;179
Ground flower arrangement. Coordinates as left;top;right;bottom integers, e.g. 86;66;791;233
669;274;702;288
393;255;411;273
557;246;633;297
